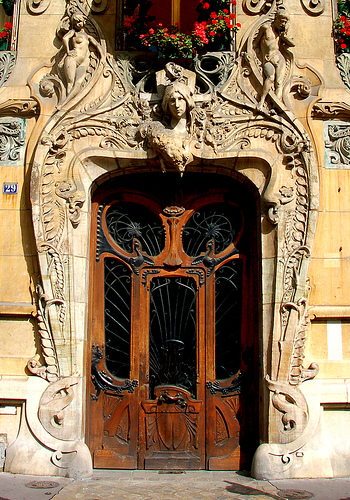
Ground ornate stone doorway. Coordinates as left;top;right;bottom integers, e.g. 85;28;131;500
86;173;260;470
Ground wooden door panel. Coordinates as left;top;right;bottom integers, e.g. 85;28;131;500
207;393;241;470
141;386;204;469
90;392;138;469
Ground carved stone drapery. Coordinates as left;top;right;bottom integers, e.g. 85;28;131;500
22;0;322;479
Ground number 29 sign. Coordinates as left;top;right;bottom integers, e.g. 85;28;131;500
3;183;18;194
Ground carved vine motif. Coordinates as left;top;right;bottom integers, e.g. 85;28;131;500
0;118;25;163
27;284;60;382
325;123;350;166
0;51;16;89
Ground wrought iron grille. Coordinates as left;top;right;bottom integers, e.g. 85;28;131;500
149;276;197;399
182;203;242;256
104;257;132;379
105;202;165;256
215;259;243;380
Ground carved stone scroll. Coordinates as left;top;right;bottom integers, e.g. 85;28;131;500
26;0;51;15
243;0;324;16
38;377;79;440
300;0;324;16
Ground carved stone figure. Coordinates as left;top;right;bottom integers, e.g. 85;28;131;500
254;8;295;109
142;79;195;175
62;13;99;96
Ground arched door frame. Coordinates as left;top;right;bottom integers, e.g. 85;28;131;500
27;139;318;478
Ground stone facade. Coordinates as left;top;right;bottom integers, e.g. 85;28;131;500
0;0;349;480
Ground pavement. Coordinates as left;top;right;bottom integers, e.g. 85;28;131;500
0;470;350;500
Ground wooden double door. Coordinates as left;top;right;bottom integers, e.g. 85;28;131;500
87;174;258;470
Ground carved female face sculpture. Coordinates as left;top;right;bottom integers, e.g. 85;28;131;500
162;82;194;125
71;13;85;31
168;92;187;120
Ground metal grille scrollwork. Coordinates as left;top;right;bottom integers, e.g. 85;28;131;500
182;203;242;256
104;258;132;379
149;277;197;399
105;202;165;256
215;260;243;380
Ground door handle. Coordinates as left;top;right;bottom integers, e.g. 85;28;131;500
158;391;187;408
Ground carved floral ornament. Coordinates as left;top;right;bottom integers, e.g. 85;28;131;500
26;0;321;470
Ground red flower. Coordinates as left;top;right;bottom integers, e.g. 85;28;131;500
158;23;163;27
219;15;223;19
149;28;154;34
211;12;217;18
341;43;347;48
223;8;229;13
341;28;346;33
4;22;12;30
171;34;176;39
212;19;217;24
230;12;235;19
203;2;210;9
209;30;215;36
340;16;346;21
225;17;230;23
228;24;233;28
236;22;241;28
230;0;236;3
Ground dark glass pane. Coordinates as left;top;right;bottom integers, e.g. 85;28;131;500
215;260;242;380
183;203;242;257
104;258;131;379
105;202;165;256
149;277;197;399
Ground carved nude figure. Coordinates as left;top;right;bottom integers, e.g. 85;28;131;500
254;8;295;109
62;13;97;95
142;80;195;175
